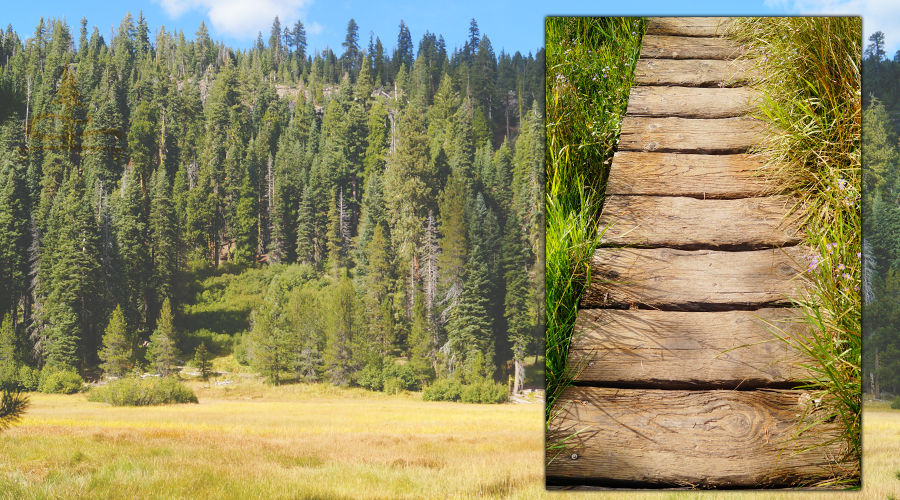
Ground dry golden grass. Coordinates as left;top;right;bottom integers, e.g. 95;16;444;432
0;381;547;499
1;387;897;499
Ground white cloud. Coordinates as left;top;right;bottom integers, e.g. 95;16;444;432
307;21;322;36
154;0;314;39
774;0;900;58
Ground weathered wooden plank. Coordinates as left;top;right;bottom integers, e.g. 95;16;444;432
626;86;759;118
640;35;743;60
606;152;775;198
619;116;766;154
635;58;757;87
569;309;813;389
598;195;802;250
646;17;733;37
547;387;845;487
581;246;810;310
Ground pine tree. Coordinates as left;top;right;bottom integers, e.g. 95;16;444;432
0;166;29;322
407;291;434;386
250;275;289;384
127;101;157;189
324;276;359;386
43;171;102;369
342;19;360;76
295;184;315;265
148;297;179;377
0;313;18;383
364;224;394;358
99;305;131;378
502;210;532;394
194;341;211;379
437;172;468;321
115;166;150;331
149;167;176;324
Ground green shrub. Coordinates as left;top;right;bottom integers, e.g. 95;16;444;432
38;369;84;394
356;364;383;391
17;366;39;392
382;362;418;392
425;379;508;404
422;379;463;402
476;380;509;404
232;332;250;366
891;395;900;410
383;377;403;395
88;375;198;406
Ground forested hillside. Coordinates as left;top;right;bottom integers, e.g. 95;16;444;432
0;13;545;396
862;32;900;397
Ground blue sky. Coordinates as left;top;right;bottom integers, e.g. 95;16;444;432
2;0;897;58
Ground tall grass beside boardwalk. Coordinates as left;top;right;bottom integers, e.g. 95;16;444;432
544;17;644;446
726;17;861;486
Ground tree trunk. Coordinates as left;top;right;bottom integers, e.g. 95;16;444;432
513;358;525;395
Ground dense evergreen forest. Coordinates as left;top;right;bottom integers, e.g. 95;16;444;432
862;32;900;397
0;13;545;397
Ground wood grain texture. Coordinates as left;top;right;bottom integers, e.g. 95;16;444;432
626;86;759;118
646;17;733;37
635;58;758;87
605;152;775;198
619;116;766;154
581;245;810;310
569;309;814;389
640;35;743;59
546;387;845;487
598;195;802;250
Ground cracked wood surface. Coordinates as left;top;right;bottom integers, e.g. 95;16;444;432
626;86;759;118
598;195;802;250
635;58;758;87
619;116;766;154
569;309;814;389
646;17;733;37
640;35;744;59
605;152;775;198
580;246;810;310
547;387;844;488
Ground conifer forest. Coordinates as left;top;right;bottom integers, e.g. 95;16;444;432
862;31;900;400
0;13;545;399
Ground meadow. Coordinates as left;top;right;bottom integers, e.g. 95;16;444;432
1;386;897;499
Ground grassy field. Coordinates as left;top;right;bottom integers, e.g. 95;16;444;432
1;390;897;499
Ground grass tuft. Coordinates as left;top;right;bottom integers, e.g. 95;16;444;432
726;17;861;486
544;17;644;456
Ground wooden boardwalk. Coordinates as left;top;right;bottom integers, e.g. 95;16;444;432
547;18;846;489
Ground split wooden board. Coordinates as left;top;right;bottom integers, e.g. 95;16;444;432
641;35;743;60
569;309;814;388
605;152;775;198
618;116;766;154
646;17;733;37
635;59;758;87
626;86;759;118
598;195;802;250
547;387;845;488
580;245;810;310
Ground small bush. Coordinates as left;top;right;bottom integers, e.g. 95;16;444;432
383;377;403;395
891;395;900;410
38;369;84;394
356;364;383;391
424;378;508;404
382;362;418;392
232;332;250;366
17;366;40;392
88;375;198;406
422;379;463;402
